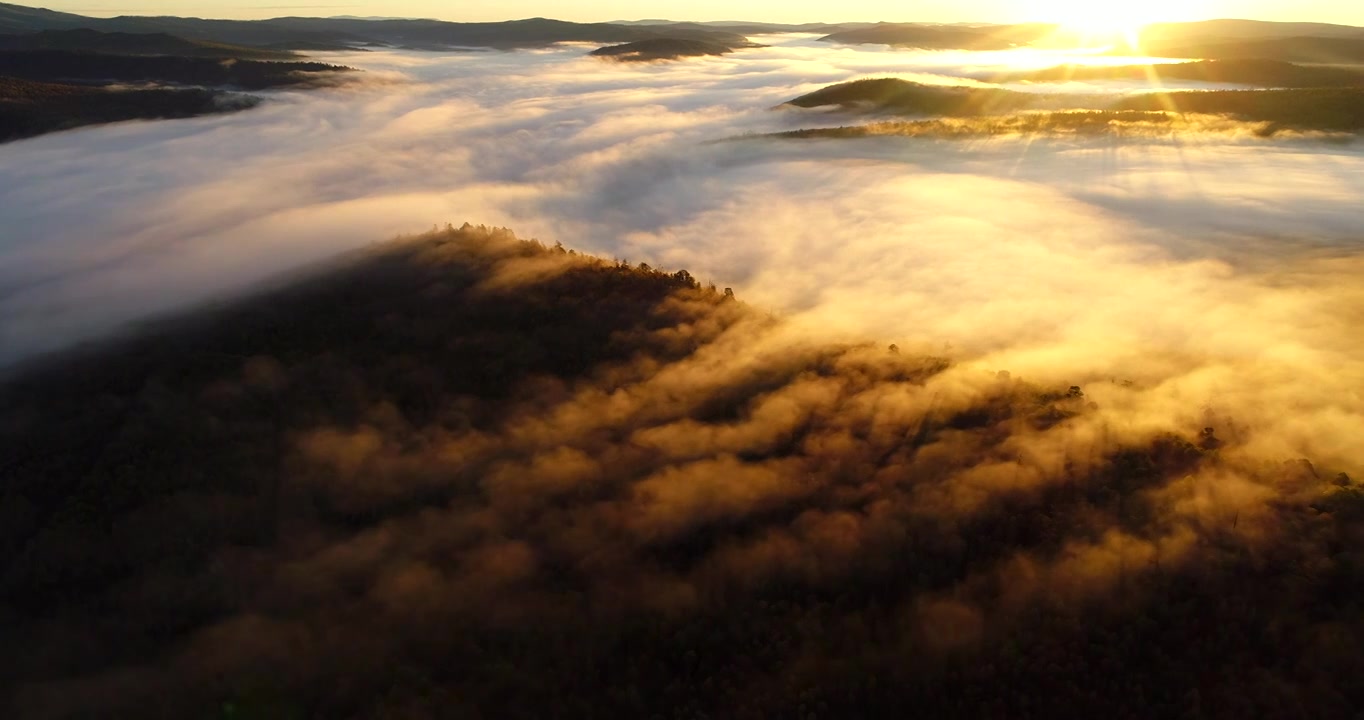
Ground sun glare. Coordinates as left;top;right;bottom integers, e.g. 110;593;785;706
1050;0;1188;48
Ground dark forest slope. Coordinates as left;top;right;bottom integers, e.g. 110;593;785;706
0;28;299;59
0;75;257;142
0;50;352;89
2;225;1362;719
1114;87;1364;131
591;37;746;61
785;78;1364;133
0;2;88;33
785;77;1049;115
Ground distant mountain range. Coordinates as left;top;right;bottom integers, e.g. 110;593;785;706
1132;19;1364;63
0;3;771;50
1140;19;1364;42
816;18;1364;57
2;3;1363;59
817;22;1059;50
612;19;879;33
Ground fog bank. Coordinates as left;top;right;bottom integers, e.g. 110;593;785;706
1;34;1362;474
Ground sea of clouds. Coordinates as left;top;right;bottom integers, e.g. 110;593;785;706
1;33;1362;470
5;33;1364;718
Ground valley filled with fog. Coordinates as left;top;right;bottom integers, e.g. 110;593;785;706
4;34;1363;467
6;27;1364;719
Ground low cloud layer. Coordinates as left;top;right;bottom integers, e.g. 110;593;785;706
5;226;1357;718
4;33;1364;716
3;34;1363;461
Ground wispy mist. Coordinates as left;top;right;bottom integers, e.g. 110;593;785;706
2;33;1362;468
5;30;1364;715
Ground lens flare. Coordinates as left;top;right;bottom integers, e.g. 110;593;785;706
1048;0;1193;49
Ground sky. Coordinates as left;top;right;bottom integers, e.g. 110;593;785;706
36;0;1364;25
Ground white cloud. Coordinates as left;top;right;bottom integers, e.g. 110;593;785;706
1;34;1362;472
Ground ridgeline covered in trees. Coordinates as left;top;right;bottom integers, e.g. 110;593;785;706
782;78;1364;136
2;226;1362;719
0;75;258;142
0;50;352;90
590;38;752;62
0;33;354;143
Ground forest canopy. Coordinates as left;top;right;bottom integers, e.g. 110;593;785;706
783;78;1364;134
2;225;1361;719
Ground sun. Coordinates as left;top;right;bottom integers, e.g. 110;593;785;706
1047;0;1189;49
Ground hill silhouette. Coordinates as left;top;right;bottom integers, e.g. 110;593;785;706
785;78;1045;115
3;225;1362;719
0;50;353;89
5;4;1363;57
785;77;1364;133
0;28;299;59
813;19;1364;58
1115;88;1364;132
591;37;755;61
1139;36;1364;64
1141;18;1364;41
989;59;1364;89
0;74;257;142
0;1;88;33
0;39;352;142
766;111;1181;140
819;22;1057;50
0;4;757;51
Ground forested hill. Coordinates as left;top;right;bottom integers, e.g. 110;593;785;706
784;78;1364;133
0;51;352;89
989;59;1364;89
0;28;300;59
0;3;758;50
591;37;752;61
0;26;354;144
0;75;257;143
3;224;1361;719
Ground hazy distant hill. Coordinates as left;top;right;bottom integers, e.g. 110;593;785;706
591;37;759;61
0;74;256;142
0;9;358;143
262;39;370;52
0;28;298;59
0;4;755;51
820;22;1058;50
1141;18;1364;43
259;16;731;49
990;59;1364;88
1140;36;1364;64
786;76;1364;133
615;20;877;35
7;3;1364;57
817;18;1364;55
0;2;88;33
1113;87;1364;132
786;77;1042;114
